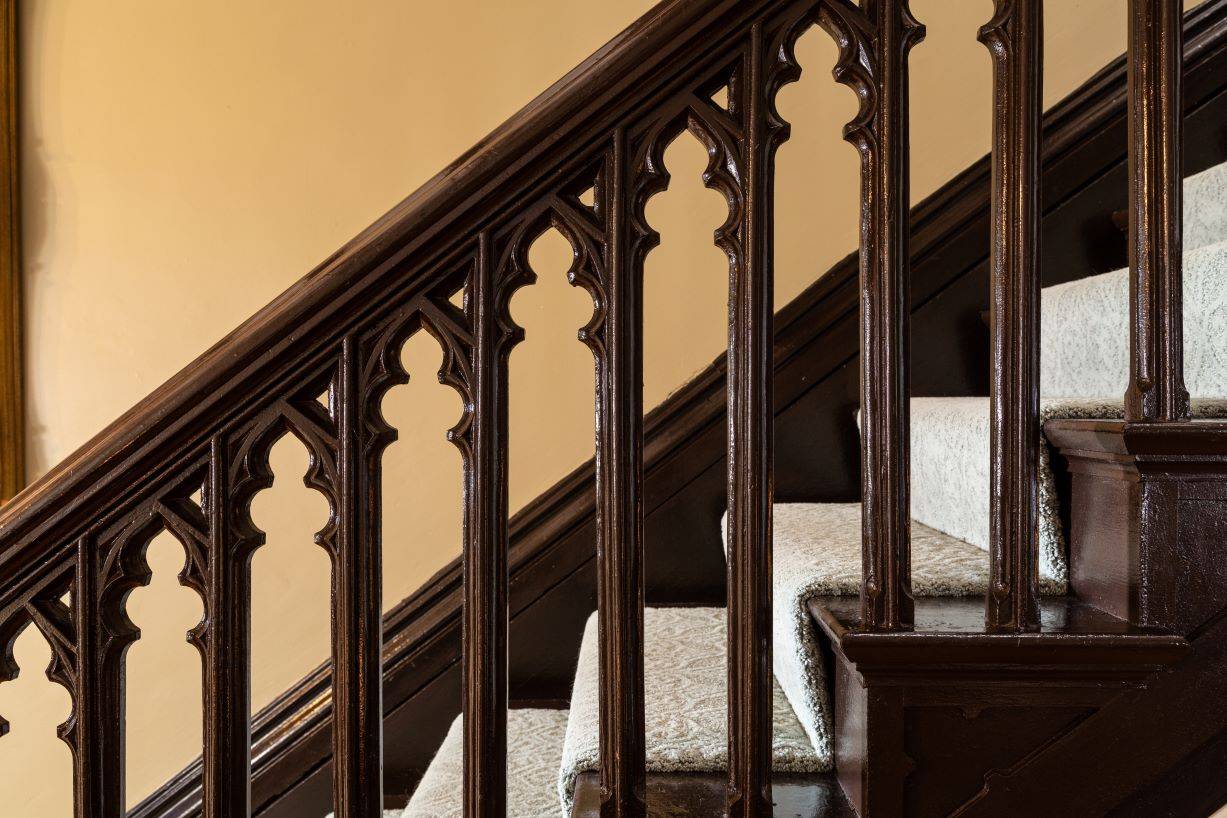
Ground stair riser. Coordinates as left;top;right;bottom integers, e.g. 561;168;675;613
828;646;1153;818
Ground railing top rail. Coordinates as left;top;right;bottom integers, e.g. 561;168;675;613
0;0;779;574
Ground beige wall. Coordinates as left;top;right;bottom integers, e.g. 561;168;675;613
0;1;1204;813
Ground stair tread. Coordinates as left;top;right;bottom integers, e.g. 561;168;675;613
558;606;826;814
401;708;570;817
570;770;856;818
809;595;1189;668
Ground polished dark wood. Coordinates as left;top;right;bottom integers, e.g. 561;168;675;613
811;596;1187;817
67;539;108;818
1046;418;1227;635
592;130;647;817
572;771;856;818
461;232;512;818
811;596;1187;670
980;0;1042;633
721;17;800;815
110;6;1227;813
202;437;253;818
332;338;386;818
947;602;1227;816
816;0;925;632
1126;0;1190;422
0;0;22;504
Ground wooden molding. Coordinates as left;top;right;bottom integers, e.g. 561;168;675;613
0;0;21;503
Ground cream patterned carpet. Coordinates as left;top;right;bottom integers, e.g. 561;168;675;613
399;708;570;817
558;606;822;813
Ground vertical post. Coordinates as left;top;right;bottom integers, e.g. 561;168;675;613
71;537;124;818
727;23;773;817
333;335;383;818
847;0;923;632
202;436;253;817
1125;0;1188;422
464;232;509;818
598;128;647;818
0;0;23;504
980;0;1042;633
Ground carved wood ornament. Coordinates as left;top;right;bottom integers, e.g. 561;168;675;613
980;0;1042;633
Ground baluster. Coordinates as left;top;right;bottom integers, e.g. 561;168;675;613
980;1;1042;633
334;335;384;817
597;128;647;817
71;537;124;818
726;24;774;818
202;436;253;817
817;0;925;632
464;231;510;817
1126;0;1188;422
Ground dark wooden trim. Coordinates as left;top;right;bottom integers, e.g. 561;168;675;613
1045;418;1227;635
815;0;924;633
0;0;22;504
105;3;1227;815
463;231;511;818
724;20;779;817
812;596;1188;818
332;335;384;818
944;605;1227;816
1126;0;1190;422
594;127;647;818
201;436;253;818
572;771;856;818
810;596;1188;671
980;0;1042;633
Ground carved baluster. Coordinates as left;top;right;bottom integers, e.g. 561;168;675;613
201;436;253;817
70;538;122;818
597;129;648;817
1126;0;1188;422
464;231;510;818
722;24;778;817
2;554;107;818
334;336;384;817
817;0;924;632
980;1;1042;632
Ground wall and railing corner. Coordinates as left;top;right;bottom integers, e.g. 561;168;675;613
0;0;22;505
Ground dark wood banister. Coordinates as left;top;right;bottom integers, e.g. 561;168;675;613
0;0;1196;816
0;0;755;559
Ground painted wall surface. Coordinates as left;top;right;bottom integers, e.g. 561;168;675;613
0;0;1204;813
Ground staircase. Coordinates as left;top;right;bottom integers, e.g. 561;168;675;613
383;157;1227;817
3;1;1227;817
